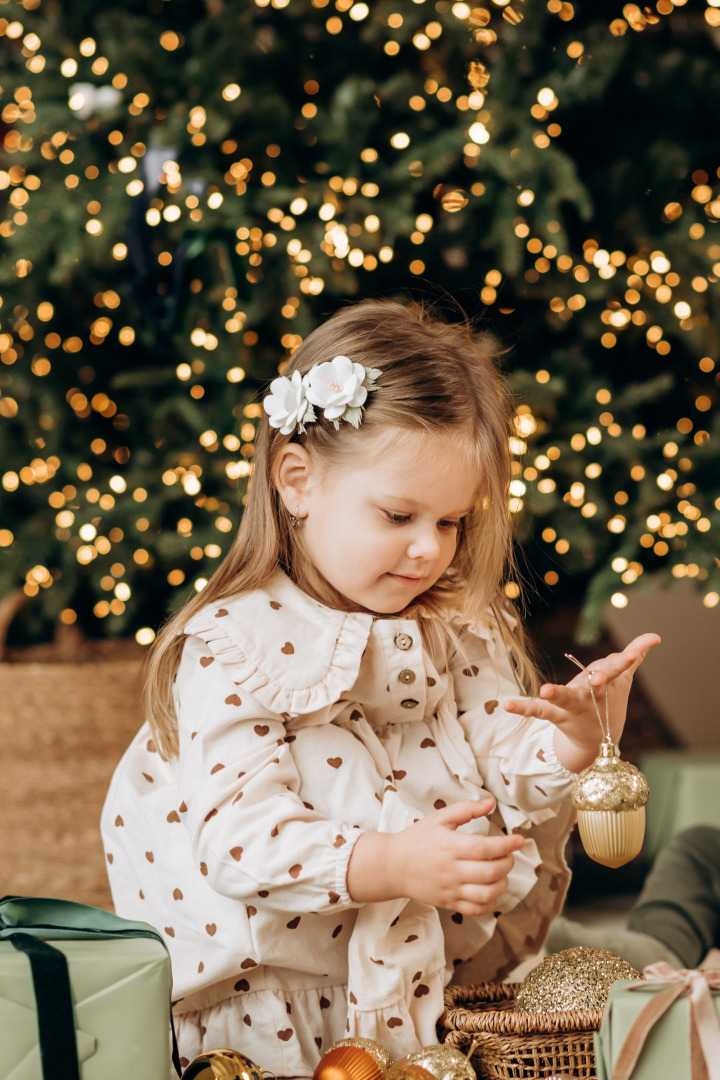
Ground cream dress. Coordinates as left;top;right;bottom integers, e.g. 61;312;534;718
102;571;575;1077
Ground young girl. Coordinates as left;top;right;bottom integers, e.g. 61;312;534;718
102;299;659;1077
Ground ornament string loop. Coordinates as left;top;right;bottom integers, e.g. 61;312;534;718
565;652;649;868
564;652;611;742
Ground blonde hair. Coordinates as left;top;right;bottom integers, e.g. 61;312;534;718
145;299;537;758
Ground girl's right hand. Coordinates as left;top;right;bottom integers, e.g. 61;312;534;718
347;799;525;916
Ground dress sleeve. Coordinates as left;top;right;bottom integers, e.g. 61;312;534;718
175;634;365;914
449;616;575;817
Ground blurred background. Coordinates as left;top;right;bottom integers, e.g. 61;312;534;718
1;0;718;910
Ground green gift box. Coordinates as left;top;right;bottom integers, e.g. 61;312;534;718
594;968;720;1080
0;897;176;1080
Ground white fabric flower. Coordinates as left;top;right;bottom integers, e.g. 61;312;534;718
304;355;368;421
263;371;312;435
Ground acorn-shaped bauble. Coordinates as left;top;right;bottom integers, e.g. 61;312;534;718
390;1046;476;1080
182;1049;263;1080
571;738;649;868
312;1041;386;1080
326;1038;393;1076
386;1065;438;1080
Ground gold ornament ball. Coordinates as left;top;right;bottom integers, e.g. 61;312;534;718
182;1049;263;1080
387;1065;438;1080
328;1038;394;1076
393;1045;476;1080
313;1045;384;1080
571;739;649;868
514;946;641;1013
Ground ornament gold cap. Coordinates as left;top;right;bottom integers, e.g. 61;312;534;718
393;1045;476;1080
327;1039;393;1077
571;737;649;813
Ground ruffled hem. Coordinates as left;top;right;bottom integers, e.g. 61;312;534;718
346;965;446;1059
174;981;350;1079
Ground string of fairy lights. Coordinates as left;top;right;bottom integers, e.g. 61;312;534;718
0;0;718;644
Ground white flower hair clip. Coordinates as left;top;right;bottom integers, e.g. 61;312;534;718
263;355;382;435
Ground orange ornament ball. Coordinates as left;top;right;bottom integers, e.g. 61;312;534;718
313;1045;385;1080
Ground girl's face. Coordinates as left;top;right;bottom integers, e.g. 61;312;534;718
297;428;479;614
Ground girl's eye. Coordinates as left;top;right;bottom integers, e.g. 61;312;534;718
439;519;462;530
384;511;411;525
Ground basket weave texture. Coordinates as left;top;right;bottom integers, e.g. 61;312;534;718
441;982;603;1080
1;650;143;909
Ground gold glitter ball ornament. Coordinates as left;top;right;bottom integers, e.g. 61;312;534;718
392;1045;476;1080
182;1049;263;1080
514;946;641;1012
327;1039;393;1076
313;1044;385;1080
386;1065;438;1080
571;738;649;868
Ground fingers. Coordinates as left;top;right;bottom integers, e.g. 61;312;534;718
570;632;662;684
432;798;496;830
504;692;565;723
443;870;513;916
618;632;661;675
506;633;662;720
431;802;526;855
457;852;518;883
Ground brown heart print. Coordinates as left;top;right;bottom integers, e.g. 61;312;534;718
281;642;295;655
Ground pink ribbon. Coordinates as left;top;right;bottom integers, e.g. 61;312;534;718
611;963;720;1080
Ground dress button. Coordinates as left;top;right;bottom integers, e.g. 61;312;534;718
394;633;413;651
398;669;416;685
400;699;419;709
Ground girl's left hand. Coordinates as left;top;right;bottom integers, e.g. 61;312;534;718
504;633;661;773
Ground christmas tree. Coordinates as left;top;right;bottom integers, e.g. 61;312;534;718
1;0;718;646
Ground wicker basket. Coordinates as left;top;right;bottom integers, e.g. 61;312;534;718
0;589;144;909
441;982;603;1080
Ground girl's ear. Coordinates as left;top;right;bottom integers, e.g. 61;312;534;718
274;443;316;514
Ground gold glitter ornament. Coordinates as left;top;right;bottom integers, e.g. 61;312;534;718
566;654;650;868
572;737;649;867
182;1049;263;1080
327;1039;393;1076
313;1044;384;1080
386;1065;438;1080
514;946;641;1012
392;1045;476;1080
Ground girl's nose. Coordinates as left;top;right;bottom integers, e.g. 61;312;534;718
407;525;440;560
